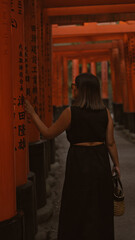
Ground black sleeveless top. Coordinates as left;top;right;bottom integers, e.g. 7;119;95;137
66;106;108;144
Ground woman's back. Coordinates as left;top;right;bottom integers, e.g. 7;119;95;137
66;106;108;144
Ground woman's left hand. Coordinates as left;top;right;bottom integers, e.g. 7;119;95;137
112;165;120;177
25;99;35;117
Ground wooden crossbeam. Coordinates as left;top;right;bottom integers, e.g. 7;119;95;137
52;22;135;38
53;42;112;52
43;0;135;8
53;34;123;44
47;4;135;16
55;50;110;61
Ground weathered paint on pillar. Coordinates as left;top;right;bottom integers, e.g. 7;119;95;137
82;58;87;73
41;9;45;122
123;34;135;132
91;62;96;75
57;55;63;107
11;0;28;187
37;0;43;120
101;61;108;99
72;59;79;83
110;58;116;104
52;53;58;106
125;33;135;112
63;57;69;106
111;41;124;125
43;9;53;127
111;42;123;104
119;38;128;112
0;0;16;221
24;0;40;142
115;48;123;105
123;34;130;112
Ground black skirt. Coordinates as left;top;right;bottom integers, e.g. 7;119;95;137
57;144;114;240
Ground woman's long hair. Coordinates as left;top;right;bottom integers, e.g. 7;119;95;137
74;73;105;110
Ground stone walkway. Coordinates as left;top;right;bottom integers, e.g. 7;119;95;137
35;129;135;240
35;133;69;240
114;130;135;240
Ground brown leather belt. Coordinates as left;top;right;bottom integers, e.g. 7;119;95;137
73;142;104;146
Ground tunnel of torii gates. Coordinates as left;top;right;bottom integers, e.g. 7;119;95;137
1;0;135;238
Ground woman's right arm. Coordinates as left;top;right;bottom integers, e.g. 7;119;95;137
106;109;120;176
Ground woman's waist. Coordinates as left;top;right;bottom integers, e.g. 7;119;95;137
73;141;104;146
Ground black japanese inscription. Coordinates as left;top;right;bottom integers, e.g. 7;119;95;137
18;138;26;150
19;112;25;120
18;124;25;136
18;94;24;106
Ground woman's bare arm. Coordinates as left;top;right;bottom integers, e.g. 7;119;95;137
25;100;71;139
106;109;120;176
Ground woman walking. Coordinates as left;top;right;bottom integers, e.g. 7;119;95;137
25;73;120;240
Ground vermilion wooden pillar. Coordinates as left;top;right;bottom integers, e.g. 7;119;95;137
43;9;53;127
24;1;47;215
118;38;128;127
111;41;123;124
129;33;135;133
24;0;40;142
101;61;109;107
82;58;87;73
124;33;135;133
0;0;16;222
110;58;116;107
52;53;63;121
57;55;63;107
125;34;135;112
72;59;79;83
11;0;28;187
91;62;96;75
52;53;58;107
63;57;69;106
37;0;44;121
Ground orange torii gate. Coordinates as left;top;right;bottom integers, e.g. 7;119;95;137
52;42;112;101
52;37;130;125
47;1;135;129
52;22;135;127
46;2;135;136
53;41;112;87
52;46;111;110
1;0;135;238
